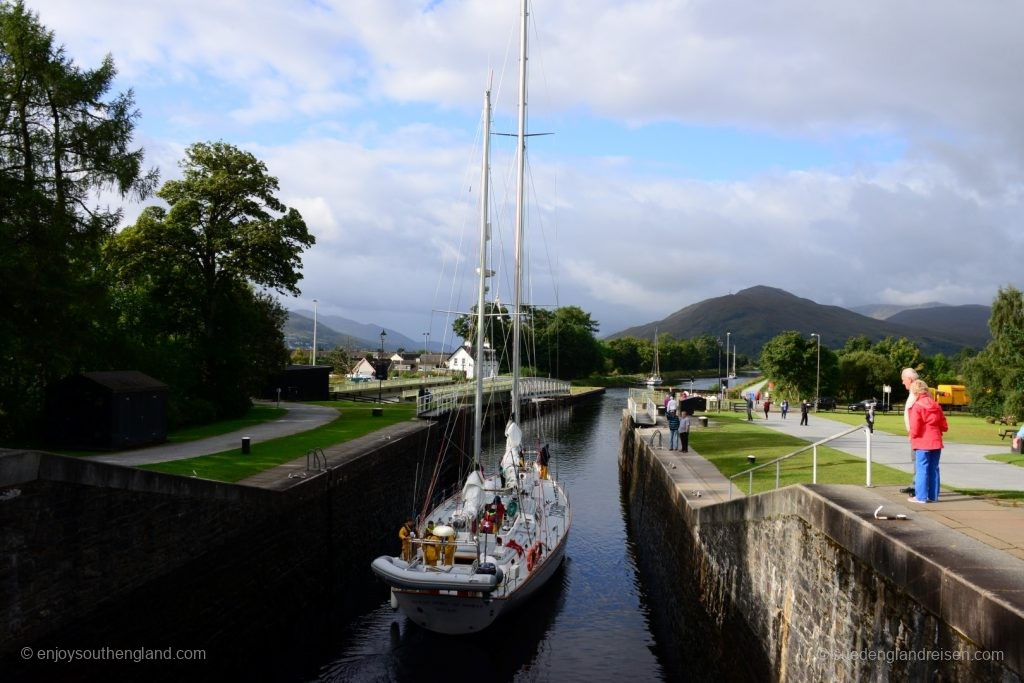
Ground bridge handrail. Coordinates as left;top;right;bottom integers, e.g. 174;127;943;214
627;388;658;425
415;376;571;415
728;422;874;499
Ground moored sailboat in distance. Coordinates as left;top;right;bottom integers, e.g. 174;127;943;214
645;329;663;386
371;0;571;635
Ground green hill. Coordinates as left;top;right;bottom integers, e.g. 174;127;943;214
608;285;989;356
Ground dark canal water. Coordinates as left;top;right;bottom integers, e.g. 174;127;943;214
315;388;676;682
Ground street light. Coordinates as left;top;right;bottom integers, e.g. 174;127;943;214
726;331;730;378
311;298;318;365
379;329;387;404
811;333;821;412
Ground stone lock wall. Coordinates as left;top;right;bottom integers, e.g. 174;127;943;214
619;410;1022;682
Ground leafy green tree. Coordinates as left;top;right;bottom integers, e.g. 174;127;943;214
758;331;816;398
0;1;157;439
604;337;646;374
840;335;873;355
530;306;603;379
108;141;312;419
837;350;891;401
965;286;1024;418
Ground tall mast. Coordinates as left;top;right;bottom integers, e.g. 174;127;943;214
473;87;492;462
511;0;528;418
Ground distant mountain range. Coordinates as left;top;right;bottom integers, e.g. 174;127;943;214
848;302;946;320
608;286;990;356
285;310;446;352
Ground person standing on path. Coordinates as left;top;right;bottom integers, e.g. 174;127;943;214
800;399;809;425
667;409;680;450
907;379;948;503
679;411;691;452
763;398;771;420
900;367;920;493
780;399;789;419
746;395;754;421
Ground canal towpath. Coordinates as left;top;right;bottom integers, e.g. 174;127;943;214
82;401;340;466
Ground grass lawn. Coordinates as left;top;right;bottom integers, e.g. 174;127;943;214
985;453;1024;469
690;413;909;496
811;410;1021;446
141;401;416;482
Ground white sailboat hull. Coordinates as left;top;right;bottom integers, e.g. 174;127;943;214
392;532;568;634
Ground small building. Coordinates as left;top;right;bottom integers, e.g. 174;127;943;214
46;371;168;450
446;344;499;380
264;364;332;401
351;357;389;379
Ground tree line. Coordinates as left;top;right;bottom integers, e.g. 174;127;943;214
0;2;313;440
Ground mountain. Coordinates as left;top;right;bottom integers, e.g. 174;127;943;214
849;302;945;320
607;286;989;356
885;305;990;349
285;311;434;351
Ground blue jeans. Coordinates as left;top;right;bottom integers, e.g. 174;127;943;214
669;428;679;450
914;449;941;501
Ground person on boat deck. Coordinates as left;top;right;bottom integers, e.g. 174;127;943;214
538;444;551;479
424;521;440;566
492;495;506;527
399;518;416;562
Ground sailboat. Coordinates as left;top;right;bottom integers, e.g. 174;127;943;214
371;0;571;635
645;329;663;386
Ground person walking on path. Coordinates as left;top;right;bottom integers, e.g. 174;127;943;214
667;409;681;450
907;379;948;503
799;399;809;426
780;399;789;419
679;411;691;452
746;395;754;421
900;367;920;493
763;398;771;420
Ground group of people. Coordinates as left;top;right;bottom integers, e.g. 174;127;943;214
664;393;691;452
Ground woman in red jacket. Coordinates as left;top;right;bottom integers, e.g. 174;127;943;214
907;379;948;503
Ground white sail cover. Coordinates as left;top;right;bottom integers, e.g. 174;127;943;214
459;468;486;521
501;419;523;486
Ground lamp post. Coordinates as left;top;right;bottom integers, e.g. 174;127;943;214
726;331;730;377
811;332;821;411
379;330;387;404
311;298;318;365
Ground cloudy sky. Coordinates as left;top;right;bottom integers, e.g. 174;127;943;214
26;0;1024;342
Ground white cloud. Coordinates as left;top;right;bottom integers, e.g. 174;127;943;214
22;0;1024;338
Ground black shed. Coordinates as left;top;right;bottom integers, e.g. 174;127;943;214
263;365;332;401
46;371;168;450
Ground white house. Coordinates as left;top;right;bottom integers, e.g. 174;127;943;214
350;358;384;379
445;343;499;380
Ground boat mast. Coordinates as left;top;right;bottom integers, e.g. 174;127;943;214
474;87;492;463
511;0;528;419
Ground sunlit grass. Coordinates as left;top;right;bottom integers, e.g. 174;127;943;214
808;410;1019;446
691;412;909;495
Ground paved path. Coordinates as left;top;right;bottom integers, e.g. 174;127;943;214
83;401;339;466
750;409;1024;491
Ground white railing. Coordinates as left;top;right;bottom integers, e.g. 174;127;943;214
415;376;571;415
728;423;875;499
628;388;658;426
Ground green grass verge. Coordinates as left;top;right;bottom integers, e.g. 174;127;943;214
690;412;909;496
140;401;416;483
808;410;1022;446
985;453;1024;469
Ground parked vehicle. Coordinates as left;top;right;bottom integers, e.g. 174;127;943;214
815;396;837;411
848;398;881;412
932;384;970;409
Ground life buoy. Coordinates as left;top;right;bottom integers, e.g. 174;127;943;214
526;542;542;572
